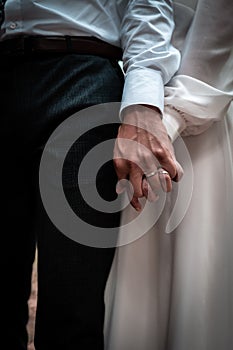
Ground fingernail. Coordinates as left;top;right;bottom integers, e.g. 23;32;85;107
136;207;141;212
116;182;125;194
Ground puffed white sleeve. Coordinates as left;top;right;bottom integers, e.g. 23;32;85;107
120;0;180;115
162;0;233;142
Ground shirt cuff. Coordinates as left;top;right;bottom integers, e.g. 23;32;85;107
119;69;164;120
162;105;186;142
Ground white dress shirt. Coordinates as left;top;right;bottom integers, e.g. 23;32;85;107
0;0;181;113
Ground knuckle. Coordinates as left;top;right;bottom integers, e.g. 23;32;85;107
113;158;124;169
154;147;167;161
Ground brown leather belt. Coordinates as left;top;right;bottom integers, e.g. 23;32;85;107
0;35;123;59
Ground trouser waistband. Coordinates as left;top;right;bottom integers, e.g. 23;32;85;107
0;35;123;59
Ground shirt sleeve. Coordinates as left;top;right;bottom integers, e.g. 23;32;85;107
120;0;181;115
162;0;233;141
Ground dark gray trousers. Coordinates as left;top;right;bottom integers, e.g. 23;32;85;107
1;52;123;350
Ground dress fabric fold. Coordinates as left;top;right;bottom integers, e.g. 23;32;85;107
105;1;233;349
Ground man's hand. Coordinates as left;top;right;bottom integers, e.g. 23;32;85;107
113;105;183;211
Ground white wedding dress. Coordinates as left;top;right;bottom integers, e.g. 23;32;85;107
105;1;233;349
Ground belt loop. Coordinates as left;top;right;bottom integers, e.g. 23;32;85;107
65;36;72;52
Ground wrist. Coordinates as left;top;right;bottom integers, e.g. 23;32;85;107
140;104;162;118
162;105;186;142
121;104;162;124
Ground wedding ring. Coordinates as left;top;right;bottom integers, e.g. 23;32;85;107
145;168;170;178
144;169;159;178
158;169;169;176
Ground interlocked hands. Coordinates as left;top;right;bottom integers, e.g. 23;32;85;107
114;105;183;211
